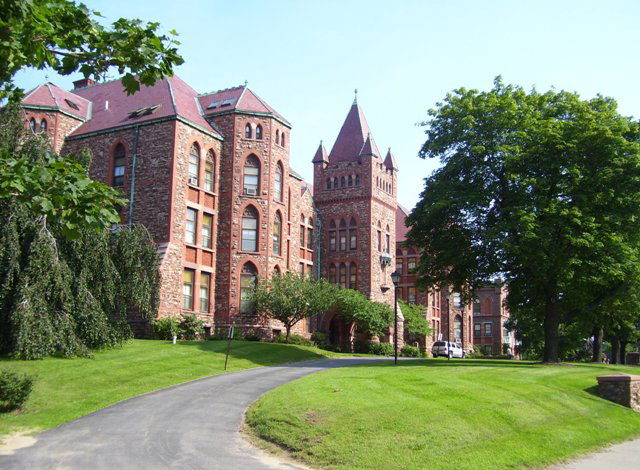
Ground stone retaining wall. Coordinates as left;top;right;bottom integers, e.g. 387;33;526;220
596;374;640;411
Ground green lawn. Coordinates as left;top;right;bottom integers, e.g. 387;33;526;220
0;339;343;440
247;359;640;470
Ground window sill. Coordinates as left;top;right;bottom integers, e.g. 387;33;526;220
238;250;260;255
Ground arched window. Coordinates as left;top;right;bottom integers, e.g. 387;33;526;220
339;219;347;251
240;262;258;313
112;143;126;186
349;262;357;289
276;129;280;145
333;177;338;189
454;315;463;342
281;132;285;147
243;155;260;195
329;264;337;284
40;119;47;133
273;265;281;276
29;118;36;133
473;298;481;315
241;206;259;251
329;219;337;252
274;162;283;201
273;211;282;255
205;150;215;192
307;217;313;249
256;124;263;140
348;175;353;187
188;143;200;186
326;178;331;190
341;176;346;188
349;218;357;250
245;123;252;139
355;174;360;186
339;263;347;288
385;224;390;253
407;247;416;255
396;248;403;256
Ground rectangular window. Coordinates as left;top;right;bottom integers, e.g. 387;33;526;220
185;208;197;245
339;230;347;251
408;287;417;304
243;166;259;194
202;213;213;249
204;161;214;192
396;257;403;274
474;323;481;337
453;292;462;308
200;272;210;312
183;269;194;309
349;229;357;250
188;154;199;186
408;257;417;273
485;322;492;336
307;228;313;249
241;216;257;251
329;231;336;251
432;320;436;341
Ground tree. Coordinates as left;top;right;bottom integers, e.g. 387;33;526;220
334;289;393;338
399;300;431;342
0;0;184;103
253;273;336;343
407;77;640;363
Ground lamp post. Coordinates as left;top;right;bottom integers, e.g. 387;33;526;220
390;270;401;365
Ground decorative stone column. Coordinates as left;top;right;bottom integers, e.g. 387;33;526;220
596;374;640;411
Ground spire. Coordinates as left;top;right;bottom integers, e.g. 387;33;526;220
312;140;329;163
328;99;372;163
353;88;358;105
384;147;398;170
359;132;380;158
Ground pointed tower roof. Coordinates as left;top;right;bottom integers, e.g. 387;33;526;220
312;140;329;163
359;132;380;158
328;100;372;163
384;147;398;170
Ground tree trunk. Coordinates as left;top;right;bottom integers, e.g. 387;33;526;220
611;337;619;364
620;341;628;365
285;324;291;343
543;300;560;363
592;326;603;363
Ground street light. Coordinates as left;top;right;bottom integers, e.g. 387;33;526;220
390;270;401;365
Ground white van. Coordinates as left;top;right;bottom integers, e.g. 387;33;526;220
432;341;465;358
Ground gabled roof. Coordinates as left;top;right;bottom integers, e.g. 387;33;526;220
66;76;222;139
359;132;380;158
396;204;411;243
328;101;371;163
384;147;398;170
197;85;290;127
22;83;91;120
311;141;329;163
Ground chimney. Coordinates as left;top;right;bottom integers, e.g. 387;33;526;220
73;78;96;89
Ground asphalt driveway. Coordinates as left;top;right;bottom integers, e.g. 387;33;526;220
0;357;390;469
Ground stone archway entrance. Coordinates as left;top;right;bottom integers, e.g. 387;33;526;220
320;311;354;352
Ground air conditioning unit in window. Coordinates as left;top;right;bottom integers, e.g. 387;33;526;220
189;177;198;186
244;188;257;196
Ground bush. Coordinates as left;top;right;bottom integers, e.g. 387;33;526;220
353;338;370;354
243;329;262;342
153;317;179;340
400;344;420;357
178;314;204;340
273;333;313;346
0;369;34;410
368;341;394;356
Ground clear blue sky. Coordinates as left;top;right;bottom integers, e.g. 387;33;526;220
15;0;640;210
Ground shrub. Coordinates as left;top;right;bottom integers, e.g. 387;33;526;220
353;339;370;354
0;369;34;410
368;341;394;356
400;344;420;357
153;317;179;340
178;314;204;340
273;333;313;346
243;329;262;342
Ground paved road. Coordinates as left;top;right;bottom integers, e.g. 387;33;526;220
552;437;640;470
0;357;391;470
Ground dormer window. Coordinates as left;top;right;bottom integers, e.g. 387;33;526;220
222;98;233;107
207;100;221;109
128;104;161;119
65;98;80;111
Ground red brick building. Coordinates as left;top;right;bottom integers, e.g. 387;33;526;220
20;77;510;352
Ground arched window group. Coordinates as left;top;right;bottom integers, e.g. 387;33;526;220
112;143;126;186
328;262;357;289
274;162;283;202
328;218;357;252
376;176;393;195
240;262;258;313
273;211;282;256
242;205;259;251
29;117;48;134
325;173;361;191
244;123;263;140
274;129;285;146
243;155;260;196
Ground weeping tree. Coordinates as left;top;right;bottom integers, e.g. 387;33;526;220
0;108;160;359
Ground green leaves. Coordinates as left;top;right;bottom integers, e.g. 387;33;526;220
0;0;184;102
